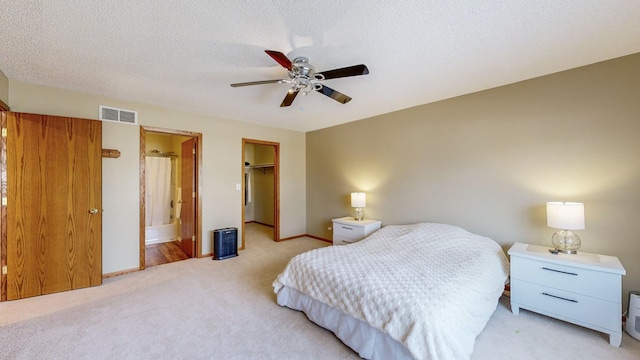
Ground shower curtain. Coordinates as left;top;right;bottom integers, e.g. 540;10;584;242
145;157;172;226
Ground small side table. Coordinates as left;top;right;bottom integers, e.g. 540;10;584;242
331;217;381;245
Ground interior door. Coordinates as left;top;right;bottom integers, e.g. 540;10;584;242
5;112;102;300
180;138;196;257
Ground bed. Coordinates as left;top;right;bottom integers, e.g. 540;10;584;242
273;222;509;360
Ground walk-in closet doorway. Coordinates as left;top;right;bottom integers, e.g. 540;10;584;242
242;138;280;249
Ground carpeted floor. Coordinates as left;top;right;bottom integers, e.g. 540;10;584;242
0;223;639;359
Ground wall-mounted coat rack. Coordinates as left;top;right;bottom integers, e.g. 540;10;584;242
101;149;121;158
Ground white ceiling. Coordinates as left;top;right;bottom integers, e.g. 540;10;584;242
1;1;639;132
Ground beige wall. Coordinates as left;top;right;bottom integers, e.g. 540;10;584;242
253;144;275;226
0;70;8;106
307;53;640;306
7;80;306;274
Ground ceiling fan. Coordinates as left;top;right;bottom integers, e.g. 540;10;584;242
231;50;369;107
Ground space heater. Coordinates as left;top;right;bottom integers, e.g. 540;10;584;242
212;227;238;260
627;291;640;341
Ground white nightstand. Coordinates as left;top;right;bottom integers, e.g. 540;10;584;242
332;217;381;245
508;242;626;347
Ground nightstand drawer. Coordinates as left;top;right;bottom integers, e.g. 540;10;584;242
332;217;381;245
511;257;620;302
333;235;362;246
511;279;620;332
333;224;364;239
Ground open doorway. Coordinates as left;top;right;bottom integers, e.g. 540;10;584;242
140;127;202;269
242;138;280;249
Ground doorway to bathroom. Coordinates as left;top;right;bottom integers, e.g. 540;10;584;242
242;138;280;249
140;127;202;269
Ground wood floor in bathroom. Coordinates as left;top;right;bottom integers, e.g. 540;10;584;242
145;241;190;267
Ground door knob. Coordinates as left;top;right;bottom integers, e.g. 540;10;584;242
89;208;99;214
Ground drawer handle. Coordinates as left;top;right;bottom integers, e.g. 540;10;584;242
542;292;578;303
542;267;578;276
341;226;354;230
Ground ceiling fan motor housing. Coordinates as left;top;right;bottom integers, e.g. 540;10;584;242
288;57;324;92
290;57;324;79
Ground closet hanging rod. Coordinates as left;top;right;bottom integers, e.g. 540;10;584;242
249;163;274;168
245;163;274;174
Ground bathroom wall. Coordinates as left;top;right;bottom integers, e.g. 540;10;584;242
146;132;190;222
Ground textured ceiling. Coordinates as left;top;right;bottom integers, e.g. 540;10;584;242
1;1;639;132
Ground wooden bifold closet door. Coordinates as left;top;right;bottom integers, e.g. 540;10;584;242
3;112;102;300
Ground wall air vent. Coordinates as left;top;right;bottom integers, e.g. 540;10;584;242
99;106;138;125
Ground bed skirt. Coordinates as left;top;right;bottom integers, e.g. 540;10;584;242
276;286;414;360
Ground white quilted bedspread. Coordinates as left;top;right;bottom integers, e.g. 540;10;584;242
273;223;509;360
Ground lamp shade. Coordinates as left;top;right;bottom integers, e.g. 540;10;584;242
546;202;585;230
351;192;366;208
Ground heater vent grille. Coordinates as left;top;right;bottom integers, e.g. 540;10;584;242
99;106;138;125
627;292;640;340
213;228;238;260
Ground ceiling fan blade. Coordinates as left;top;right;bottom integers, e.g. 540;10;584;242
265;50;292;70
230;79;286;87
317;64;369;80
315;85;352;104
280;91;299;107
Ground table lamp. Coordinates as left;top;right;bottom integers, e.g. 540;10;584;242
546;201;585;254
351;192;366;221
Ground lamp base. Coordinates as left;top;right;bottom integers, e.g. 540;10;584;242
353;207;364;221
555;248;578;255
551;230;581;254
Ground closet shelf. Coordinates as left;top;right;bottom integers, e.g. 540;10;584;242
246;163;274;174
